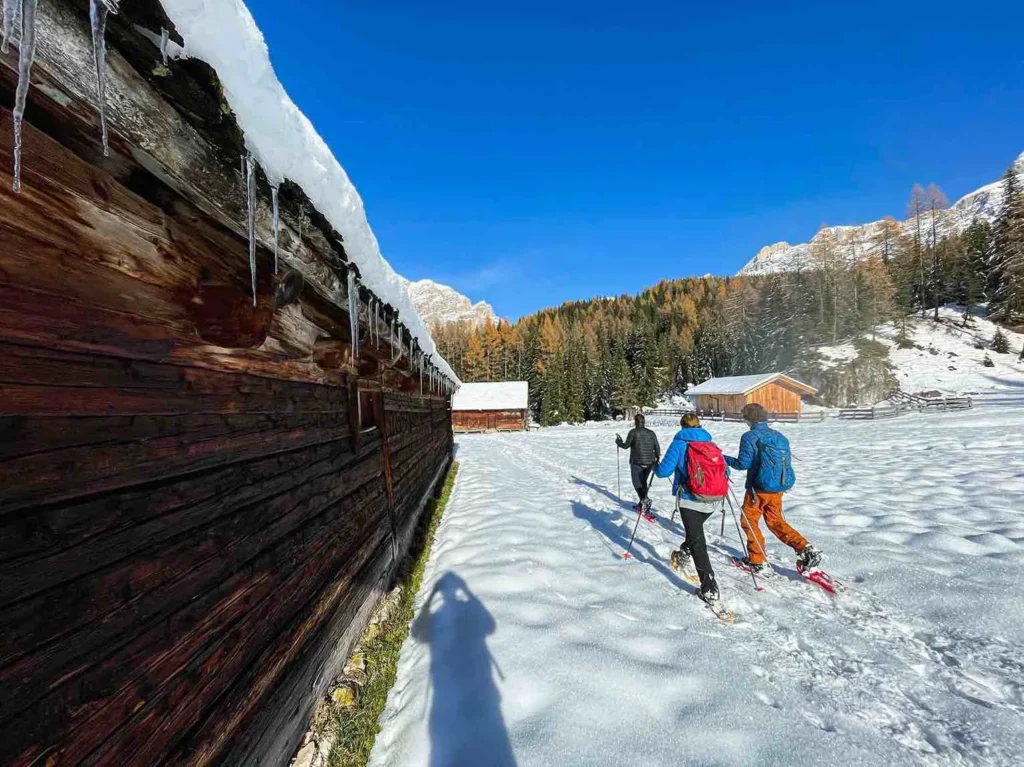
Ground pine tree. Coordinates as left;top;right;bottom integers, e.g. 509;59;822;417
610;342;635;416
992;329;1010;354
562;324;587;423
872;216;902;264
858;257;896;339
907;184;928;317
958;221;991;324
463;331;487;382
990;164;1024;323
926;184;949;320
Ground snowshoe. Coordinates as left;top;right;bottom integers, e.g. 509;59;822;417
642;510;657;523
797;545;823;571
699;590;733;625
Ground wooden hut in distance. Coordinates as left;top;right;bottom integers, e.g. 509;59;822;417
687;373;818;416
452;382;530;432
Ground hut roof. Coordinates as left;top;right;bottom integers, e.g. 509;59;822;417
687;373;817;396
453;382;529;412
155;0;458;384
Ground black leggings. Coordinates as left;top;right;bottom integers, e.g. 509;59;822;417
680;506;716;593
630;464;653;501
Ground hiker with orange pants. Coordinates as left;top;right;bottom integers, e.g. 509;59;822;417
725;403;822;572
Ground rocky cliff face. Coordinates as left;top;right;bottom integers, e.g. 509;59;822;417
401;278;498;328
739;150;1024;276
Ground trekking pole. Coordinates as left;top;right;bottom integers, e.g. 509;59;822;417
729;486;773;569
622;505;644;560
616;440;622;500
725;491;763;592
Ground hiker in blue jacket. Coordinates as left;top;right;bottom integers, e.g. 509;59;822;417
654;413;724;604
725;403;822;572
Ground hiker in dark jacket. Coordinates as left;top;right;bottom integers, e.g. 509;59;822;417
616;414;661;513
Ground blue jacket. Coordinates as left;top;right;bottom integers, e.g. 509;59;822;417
655;427;724;499
726;422;778;490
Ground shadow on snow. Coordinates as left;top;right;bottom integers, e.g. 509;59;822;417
411;571;516;767
570;500;696;595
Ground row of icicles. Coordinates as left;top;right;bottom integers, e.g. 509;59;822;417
250;152;454;394
2;0;456;393
3;0;117;191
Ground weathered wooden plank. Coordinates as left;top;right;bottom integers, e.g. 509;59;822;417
0;474;390;764
0;422;355;566
198;452;452;767
0;440;387;668
0;419;444;707
0;413;352;512
88;525;391;766
0;433;373;613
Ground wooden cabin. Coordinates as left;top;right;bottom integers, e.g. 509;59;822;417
687;373;818;416
452;382;530;432
0;3;457;765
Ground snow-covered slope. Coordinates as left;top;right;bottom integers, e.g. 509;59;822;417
156;0;458;384
808;307;1024;403
371;414;1024;766
402;279;498;328
878;309;1024;400
740;151;1024;276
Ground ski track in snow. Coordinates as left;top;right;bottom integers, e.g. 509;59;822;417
370;410;1024;766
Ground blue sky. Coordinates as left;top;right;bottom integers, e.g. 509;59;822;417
245;0;1024;320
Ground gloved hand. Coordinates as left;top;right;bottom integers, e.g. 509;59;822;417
615;436;623;447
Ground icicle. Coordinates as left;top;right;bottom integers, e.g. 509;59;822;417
89;0;118;157
245;153;257;306
11;0;38;194
271;185;280;274
1;0;16;54
347;270;360;358
159;27;169;66
367;299;374;346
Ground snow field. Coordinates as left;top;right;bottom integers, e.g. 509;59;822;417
371;411;1024;766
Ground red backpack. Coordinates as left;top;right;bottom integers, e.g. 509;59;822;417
685;442;729;502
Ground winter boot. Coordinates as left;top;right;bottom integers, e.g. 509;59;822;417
698;584;720;605
737;557;767;574
797;545;823;571
670;546;692;572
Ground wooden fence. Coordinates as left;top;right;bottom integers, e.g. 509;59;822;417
644;409;826;423
838;390;973;420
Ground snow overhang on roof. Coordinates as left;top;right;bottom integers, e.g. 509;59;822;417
452;382;529;412
687;373;817;396
154;0;460;386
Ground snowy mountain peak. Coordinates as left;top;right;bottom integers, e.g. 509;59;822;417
402;278;499;328
739;150;1024;276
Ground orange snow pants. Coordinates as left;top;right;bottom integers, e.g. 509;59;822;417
740;490;808;565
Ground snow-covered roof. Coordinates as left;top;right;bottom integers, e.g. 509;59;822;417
158;0;458;385
452;382;529;412
687;373;817;396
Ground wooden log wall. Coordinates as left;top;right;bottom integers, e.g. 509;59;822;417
453;409;528;432
0;3;455;764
